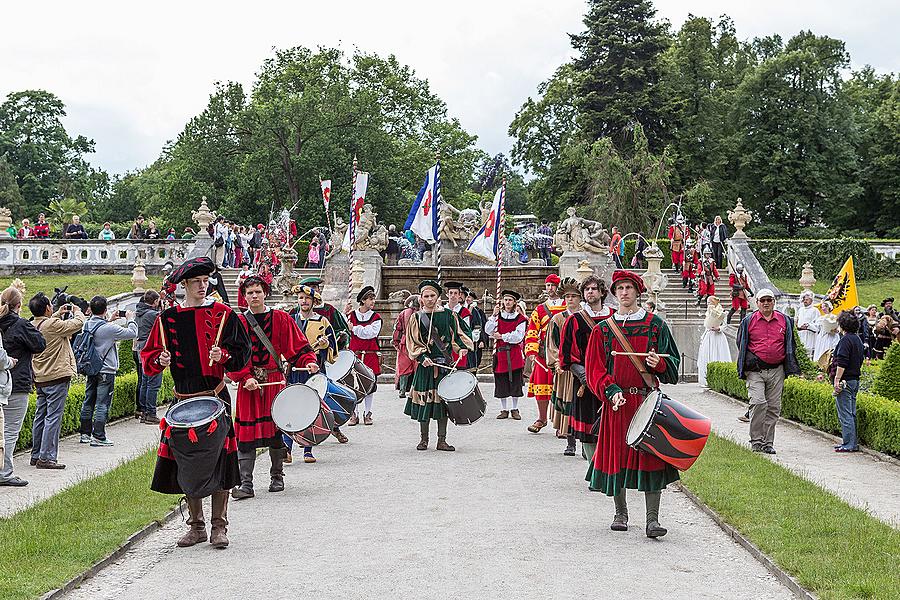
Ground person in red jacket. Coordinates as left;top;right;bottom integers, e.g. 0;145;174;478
33;214;50;239
347;285;382;425
485;290;527;420
697;248;719;307
681;240;699;293
727;263;753;324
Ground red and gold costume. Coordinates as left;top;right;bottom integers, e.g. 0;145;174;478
681;247;699;287
227;309;317;452
393;305;418;395
524;299;566;401
667;223;687;271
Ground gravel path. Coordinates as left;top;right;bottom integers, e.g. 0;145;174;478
0;417;160;518
65;385;793;600
665;383;900;527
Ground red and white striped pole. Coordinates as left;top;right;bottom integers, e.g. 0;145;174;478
348;156;358;305
494;176;506;356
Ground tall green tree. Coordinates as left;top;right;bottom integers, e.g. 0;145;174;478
866;80;900;236
571;0;671;152
0;153;24;218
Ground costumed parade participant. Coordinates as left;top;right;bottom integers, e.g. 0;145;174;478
814;309;840;369
228;277;319;498
348;286;382;425
879;297;899;322
141;257;252;549
206;266;231;305
697;296;731;388
727;263;752;324
559;274;612;461
547;277;582;455
484;290;527;420
795;290;819;357
301;276;350;350
234;262;253;308
404;280;474;451
287;284;343;464
667;216;687;273
873;314;895;360
697;248;719;307
465;288;487;370
393;294;420;399
443;281;474;369
681;240;698;292
584;270;680;538
525;274;566;433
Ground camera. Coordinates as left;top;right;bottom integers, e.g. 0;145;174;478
118;309;127;318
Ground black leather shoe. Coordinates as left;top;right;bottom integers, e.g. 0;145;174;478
0;476;29;487
36;459;66;470
763;446;777;455
646;521;668;538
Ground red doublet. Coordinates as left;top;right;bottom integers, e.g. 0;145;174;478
668;225;685;266
228;309;317;451
392;307;417;383
698;260;719;296
494;313;527;373
682;250;698;279
525;301;567;400
349;310;382;375
729;273;750;309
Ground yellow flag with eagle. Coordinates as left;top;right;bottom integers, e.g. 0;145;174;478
818;256;858;315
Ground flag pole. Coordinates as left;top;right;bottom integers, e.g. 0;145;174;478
494;175;506;357
348;156;358;306
434;150;443;288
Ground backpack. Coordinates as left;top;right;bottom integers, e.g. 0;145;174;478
250;230;262;249
73;321;114;377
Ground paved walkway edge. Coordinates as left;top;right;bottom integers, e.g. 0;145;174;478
705;388;900;468
40;504;181;600
675;483;815;600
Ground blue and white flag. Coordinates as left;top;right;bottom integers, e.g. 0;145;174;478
466;186;504;261
404;164;440;244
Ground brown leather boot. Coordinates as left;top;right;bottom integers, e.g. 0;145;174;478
348;413;359;426
496;410;509;419
510;409;521;420
416;435;429;451
209;491;230;549
436;436;455;451
363;412;373;425
176;497;207;547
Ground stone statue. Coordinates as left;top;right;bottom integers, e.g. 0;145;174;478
387;289;412;302
365;224;390;254
0;207;12;237
457;208;481;238
479;199;492;225
438;201;463;246
557;207;608;254
354;204;377;248
325;216;347;259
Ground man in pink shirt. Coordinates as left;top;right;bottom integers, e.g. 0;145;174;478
736;288;801;454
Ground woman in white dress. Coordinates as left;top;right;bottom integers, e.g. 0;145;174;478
698;296;731;387
813;311;840;368
795;290;820;358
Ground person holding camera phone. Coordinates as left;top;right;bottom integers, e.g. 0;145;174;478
77;296;137;447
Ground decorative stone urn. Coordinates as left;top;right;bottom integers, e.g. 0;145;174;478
0;207;12;237
131;259;148;292
799;262;816;291
350;259;365;293
575;259;594;282
641;242;669;310
728;198;753;238
191;196;216;235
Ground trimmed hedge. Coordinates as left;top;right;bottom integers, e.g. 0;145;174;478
873;342;900;401
706;362;900;457
750;238;900;280
15;370;174;451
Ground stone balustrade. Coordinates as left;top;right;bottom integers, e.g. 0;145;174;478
0;239;197;275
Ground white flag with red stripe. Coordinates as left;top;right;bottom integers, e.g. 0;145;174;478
342;172;369;252
320;179;331;212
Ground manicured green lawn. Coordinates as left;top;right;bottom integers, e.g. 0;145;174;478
0;275;162;318
771;276;899;308
682;434;900;600
0;449;178;600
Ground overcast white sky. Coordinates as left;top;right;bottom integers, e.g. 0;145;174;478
2;1;898;176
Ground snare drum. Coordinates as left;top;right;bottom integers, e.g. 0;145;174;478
271;384;335;446
326;350;377;402
307;373;356;427
437;370;486;426
163;396;231;498
625;391;711;471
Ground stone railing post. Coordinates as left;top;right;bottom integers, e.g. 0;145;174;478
728;198;752;239
191;196;216;236
799;262;816;291
0;207;12;238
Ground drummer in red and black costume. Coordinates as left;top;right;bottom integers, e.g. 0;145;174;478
141;257;252;550
558;274;612;460
347;285;382;426
227;276;320;501
443;281;474;369
484;290;527;420
583;270;680;538
524;274;566;433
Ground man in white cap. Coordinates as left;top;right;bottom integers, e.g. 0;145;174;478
735;288;801;454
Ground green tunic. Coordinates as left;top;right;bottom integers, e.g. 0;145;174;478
403;307;474;422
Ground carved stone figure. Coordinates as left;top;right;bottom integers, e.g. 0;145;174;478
556;207;608;254
325;216;348;259
365;224;390;254
438;201;462;246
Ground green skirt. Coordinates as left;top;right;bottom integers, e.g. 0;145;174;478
404;365;448;422
585;464;680;496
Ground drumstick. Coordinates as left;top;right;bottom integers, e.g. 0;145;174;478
208;309;228;367
291;366;316;372
158;318;167;353
611;351;671;358
246;381;285;388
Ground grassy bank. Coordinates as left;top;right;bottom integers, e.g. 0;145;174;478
0;275;162;318
0;448;178;600
682;434;900;600
771;276;898;308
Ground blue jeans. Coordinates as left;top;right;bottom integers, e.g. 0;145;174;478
136;357;162;416
133;351;144;411
834;379;859;449
32;379;71;462
81;373;116;441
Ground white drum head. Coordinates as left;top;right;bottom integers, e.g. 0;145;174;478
326;350;356;380
306;374;328;399
271;385;321;433
437;370;477;402
625;391;659;446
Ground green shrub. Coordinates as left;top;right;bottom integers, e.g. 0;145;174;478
16;370;174;451
749;238;900;280
623;239;673;269
706;361;900;456
872;342;900;401
118;340;137;373
793;327;819;379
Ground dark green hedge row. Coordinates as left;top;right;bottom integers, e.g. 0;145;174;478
706;362;900;456
872;342;900;401
15;370;174;451
749;238;900;280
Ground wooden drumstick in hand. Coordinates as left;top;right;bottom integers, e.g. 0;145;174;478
611;351;670;358
208;311;228;367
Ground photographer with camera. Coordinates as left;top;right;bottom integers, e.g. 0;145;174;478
77;296;136;447
30;293;87;469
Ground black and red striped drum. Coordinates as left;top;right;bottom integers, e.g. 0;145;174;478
625;391;711;471
271;384;335;446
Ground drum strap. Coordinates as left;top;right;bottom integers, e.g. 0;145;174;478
419;311;453;364
173;380;226;400
244;310;286;374
604;317;656;390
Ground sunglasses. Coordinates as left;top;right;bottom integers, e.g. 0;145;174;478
758;298;774;303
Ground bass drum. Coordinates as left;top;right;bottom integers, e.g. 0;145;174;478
326;350;377;402
307;373;356;427
437;370;486;426
625;390;711;471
